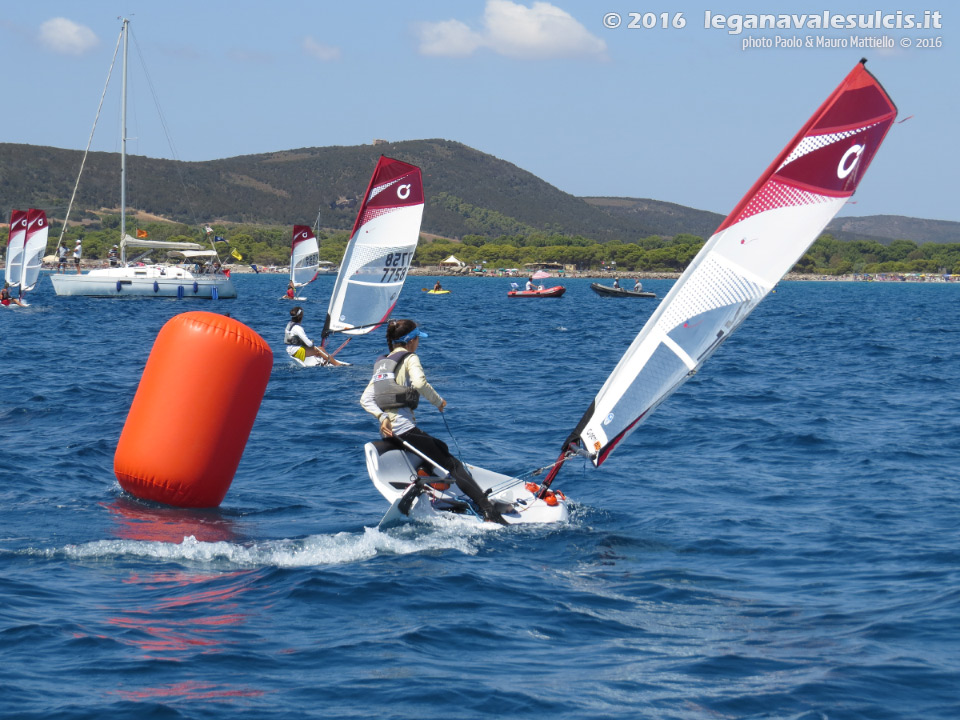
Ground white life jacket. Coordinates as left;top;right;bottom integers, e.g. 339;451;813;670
284;321;306;346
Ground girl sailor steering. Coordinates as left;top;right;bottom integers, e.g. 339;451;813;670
360;319;506;524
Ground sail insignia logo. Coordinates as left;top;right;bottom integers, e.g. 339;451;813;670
838;144;864;179
397;184;412;200
603;412;615;426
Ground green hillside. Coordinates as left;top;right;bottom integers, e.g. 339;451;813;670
1;139;956;254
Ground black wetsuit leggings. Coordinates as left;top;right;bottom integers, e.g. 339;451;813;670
395;427;493;513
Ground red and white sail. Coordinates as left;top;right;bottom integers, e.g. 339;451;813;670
545;60;897;484
5;210;28;288
21;209;49;292
289;225;320;288
323;156;424;338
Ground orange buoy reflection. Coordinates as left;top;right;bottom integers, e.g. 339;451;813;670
105;496;240;544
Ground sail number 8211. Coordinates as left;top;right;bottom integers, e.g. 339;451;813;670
381;251;411;283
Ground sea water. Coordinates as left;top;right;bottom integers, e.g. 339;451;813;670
1;274;958;719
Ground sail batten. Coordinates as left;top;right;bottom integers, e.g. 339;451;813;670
549;60;896;479
323;156;424;339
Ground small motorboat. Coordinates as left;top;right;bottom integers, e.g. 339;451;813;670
507;285;566;298
590;282;655;298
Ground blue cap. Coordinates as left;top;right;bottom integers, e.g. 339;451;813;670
395;327;428;344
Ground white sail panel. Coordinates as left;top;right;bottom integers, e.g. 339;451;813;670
579;199;845;458
325;205;423;335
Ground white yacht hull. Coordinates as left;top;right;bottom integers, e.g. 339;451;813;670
50;267;236;299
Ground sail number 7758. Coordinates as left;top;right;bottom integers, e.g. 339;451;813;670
381;251;411;283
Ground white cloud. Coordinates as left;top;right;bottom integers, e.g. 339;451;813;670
39;17;98;56
417;19;484;57
303;37;341;61
416;0;606;60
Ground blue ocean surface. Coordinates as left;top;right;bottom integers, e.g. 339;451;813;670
1;273;958;719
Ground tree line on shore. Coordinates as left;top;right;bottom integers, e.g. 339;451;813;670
48;216;960;276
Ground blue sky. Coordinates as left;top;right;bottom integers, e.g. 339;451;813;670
2;1;956;223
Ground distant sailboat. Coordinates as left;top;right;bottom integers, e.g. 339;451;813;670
50;18;235;300
18;210;49;305
318;155;424;362
285;225;320;300
3;209;46;307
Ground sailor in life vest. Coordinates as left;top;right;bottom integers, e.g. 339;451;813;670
360;319;507;524
283;306;342;366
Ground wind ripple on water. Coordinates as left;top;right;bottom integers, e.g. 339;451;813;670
1;277;959;719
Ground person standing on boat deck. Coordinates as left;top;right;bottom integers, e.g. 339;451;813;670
57;243;68;274
634;278;643;292
284;281;295;300
72;240;82;274
360;319;507;525
284;306;342;366
108;245;119;267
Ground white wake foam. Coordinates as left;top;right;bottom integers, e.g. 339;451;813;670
51;525;481;568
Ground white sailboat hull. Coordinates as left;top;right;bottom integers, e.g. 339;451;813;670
364;441;569;526
50;266;236;298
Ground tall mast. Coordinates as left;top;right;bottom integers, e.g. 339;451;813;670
120;18;128;263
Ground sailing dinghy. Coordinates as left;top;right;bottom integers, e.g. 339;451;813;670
284;225;320;300
4;211;28;306
3;209;47;307
18;210;49;306
368;60;898;527
293;156;424;367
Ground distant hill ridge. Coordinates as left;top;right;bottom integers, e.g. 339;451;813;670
0;139;954;244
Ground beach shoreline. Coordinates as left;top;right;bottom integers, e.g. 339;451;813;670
22;261;955;283
406;267;957;283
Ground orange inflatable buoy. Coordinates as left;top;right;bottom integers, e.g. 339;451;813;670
114;312;273;508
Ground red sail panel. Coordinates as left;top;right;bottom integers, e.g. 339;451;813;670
291;225;314;250
25;208;47;236
716;61;897;233
7;209;27;247
349;156;424;237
